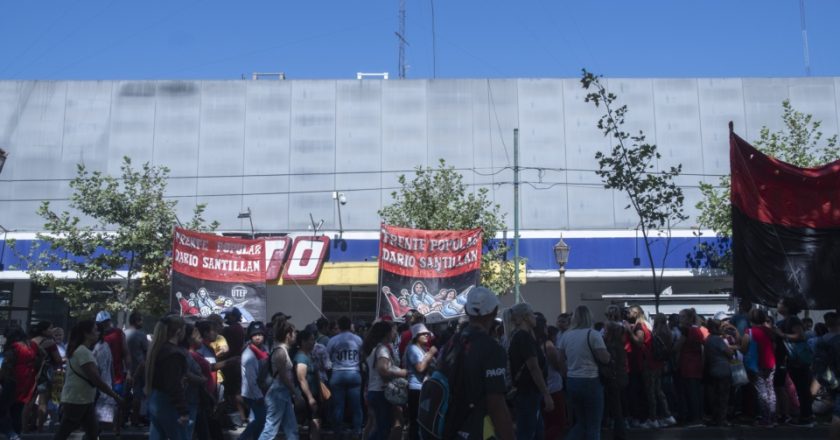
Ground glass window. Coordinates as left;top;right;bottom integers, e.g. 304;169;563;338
322;288;377;323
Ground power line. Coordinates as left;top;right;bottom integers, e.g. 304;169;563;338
0;179;728;203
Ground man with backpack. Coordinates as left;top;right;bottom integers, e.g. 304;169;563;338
417;286;514;440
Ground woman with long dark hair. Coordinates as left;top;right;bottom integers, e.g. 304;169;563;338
53;320;123;440
145;315;189;440
294;329;322;440
259;321;299;440
362;321;406;440
1;327;32;440
178;323;208;440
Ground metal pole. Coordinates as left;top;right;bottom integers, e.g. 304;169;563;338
800;0;811;76
513;128;520;303
559;268;567;313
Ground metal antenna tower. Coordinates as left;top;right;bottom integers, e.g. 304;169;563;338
799;0;811;76
396;0;407;79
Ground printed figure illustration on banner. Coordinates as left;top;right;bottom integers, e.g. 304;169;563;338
378;225;483;323
171;228;267;322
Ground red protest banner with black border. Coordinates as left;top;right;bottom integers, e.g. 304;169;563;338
378;225;483;323
171;228;267;322
730;128;840;310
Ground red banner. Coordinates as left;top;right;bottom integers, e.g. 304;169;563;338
172;228;265;283
379;225;482;278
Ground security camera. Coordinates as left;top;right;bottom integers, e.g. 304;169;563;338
339;194;347;205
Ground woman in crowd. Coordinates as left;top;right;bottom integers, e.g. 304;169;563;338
405;323;437;440
601;305;628;440
1;327;37;440
741;308;776;426
542;324;567;440
652;313;677;427
240;321;269;440
675;308;707;427
28;321;62;433
92;321;119;436
54;320;123;440
505;302;553;440
626;305;651;428
327;315;364;437
259;320;299;440
704;319;735;426
185;323;215;440
178;323;208;440
558;305;610;440
774;297;813;426
145;315;189;440
362;321;406;440
294;329;323;440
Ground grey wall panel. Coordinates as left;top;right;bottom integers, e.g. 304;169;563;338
470;80;512;189
12;82;67;179
289;81;336;204
653;79;702;174
154;81;202;213
517;79;564;169
109;81;155;174
698;78;745;176
335;173;380;230
742;78;790;142
62;82;112;177
336;80;381;174
521;184;567;230
381;81;427;170
788;78;838;145
0;82;20;152
428;80;474;171
568;186;614;229
243;81;293;229
563;78;608;181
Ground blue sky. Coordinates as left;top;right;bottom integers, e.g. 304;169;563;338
0;0;838;80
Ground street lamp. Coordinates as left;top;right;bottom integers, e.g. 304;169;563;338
238;207;255;238
554;236;570;313
0;148;7;175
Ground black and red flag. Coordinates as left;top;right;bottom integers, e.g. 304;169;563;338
377;225;483;323
731;126;840;309
170;228;267;322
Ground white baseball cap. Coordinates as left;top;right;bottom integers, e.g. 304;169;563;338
95;311;111;323
465;286;500;317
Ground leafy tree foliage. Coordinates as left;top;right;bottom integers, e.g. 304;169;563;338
581;70;688;313
379;159;517;295
18;158;218;317
694;100;839;273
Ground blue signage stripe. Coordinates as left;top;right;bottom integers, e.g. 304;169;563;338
1;236;725;272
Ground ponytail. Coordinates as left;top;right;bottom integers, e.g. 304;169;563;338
144;315;185;396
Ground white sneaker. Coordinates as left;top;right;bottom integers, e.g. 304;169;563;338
630;419;643;429
662;416;677;427
648;420;662;429
638;420;654;429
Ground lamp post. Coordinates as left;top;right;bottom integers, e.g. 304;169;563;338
238;207;254;238
554;237;570;313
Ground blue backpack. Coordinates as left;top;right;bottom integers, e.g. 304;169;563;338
744;329;759;373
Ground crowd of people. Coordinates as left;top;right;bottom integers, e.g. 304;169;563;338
0;290;838;440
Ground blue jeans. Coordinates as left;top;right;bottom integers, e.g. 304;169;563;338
239;397;267;440
366;391;393;440
330;369;363;434
514;390;544;440
259;383;298;440
149;390;188;440
566;377;604;440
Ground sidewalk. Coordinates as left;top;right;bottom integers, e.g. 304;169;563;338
19;424;831;440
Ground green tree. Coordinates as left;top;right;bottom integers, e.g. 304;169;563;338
17;157;218;318
581;70;688;314
695;100;839;272
379;159;517;295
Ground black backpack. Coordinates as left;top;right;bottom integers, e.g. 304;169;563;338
417;330;472;440
813;334;840;391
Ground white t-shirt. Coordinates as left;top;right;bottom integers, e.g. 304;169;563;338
366;345;393;392
558;328;606;379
